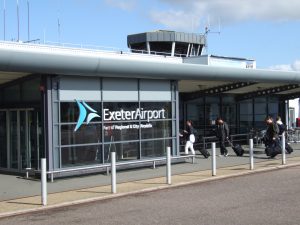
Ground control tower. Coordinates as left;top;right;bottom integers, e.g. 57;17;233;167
127;30;206;57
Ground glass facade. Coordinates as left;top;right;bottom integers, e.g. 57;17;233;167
0;76;43;171
52;77;177;169
182;95;283;139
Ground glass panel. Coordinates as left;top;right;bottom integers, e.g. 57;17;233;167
9;111;18;169
254;103;266;114
61;124;102;145
141;139;171;158
103;102;139;121
22;79;41;102
104;141;139;162
141;121;172;139
140;102;172;119
268;103;278;114
240;101;253;114
29;111;39;169
61;145;102;167
102;78;138;101
4;85;21;103
20;111;28;169
0;111;7;168
61;102;101;123
103;122;139;142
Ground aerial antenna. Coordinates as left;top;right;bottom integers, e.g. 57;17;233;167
57;0;61;43
27;0;30;41
17;0;20;41
3;0;5;40
203;16;221;54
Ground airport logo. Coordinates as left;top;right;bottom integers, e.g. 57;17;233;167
74;100;166;131
74;100;100;132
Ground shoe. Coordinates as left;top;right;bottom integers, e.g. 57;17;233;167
218;154;224;157
224;153;229;157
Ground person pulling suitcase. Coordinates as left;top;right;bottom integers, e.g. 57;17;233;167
215;117;229;157
180;120;196;155
263;116;281;158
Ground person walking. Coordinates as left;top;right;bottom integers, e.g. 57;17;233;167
276;116;286;135
264;116;279;147
181;120;196;155
216;117;229;157
276;115;293;154
264;116;281;158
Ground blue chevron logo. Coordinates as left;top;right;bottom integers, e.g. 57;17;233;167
74;100;100;132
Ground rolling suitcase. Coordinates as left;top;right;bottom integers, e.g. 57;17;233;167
265;144;281;158
199;148;210;158
227;139;244;156
285;143;293;154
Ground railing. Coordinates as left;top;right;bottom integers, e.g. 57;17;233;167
0;40;186;58
287;128;300;143
202;133;249;150
30;154;196;183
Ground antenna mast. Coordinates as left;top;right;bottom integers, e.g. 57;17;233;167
27;0;30;41
17;0;20;41
203;16;221;54
3;0;5;40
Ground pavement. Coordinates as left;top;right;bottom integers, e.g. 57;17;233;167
0;144;300;219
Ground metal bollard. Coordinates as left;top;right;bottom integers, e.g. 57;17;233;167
153;161;156;169
41;158;47;206
212;143;216;176
249;139;254;170
166;147;171;185
111;152;116;194
282;132;286;165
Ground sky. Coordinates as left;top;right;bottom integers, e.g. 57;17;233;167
1;0;300;70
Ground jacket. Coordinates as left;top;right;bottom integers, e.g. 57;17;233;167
265;122;279;141
216;122;229;139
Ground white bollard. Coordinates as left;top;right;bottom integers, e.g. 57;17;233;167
282;132;286;165
41;158;47;206
212;142;216;176
166;147;171;185
111;152;116;194
249;139;254;170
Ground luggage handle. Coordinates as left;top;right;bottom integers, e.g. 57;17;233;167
226;137;234;147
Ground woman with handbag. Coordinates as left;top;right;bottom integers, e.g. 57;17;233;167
182;120;196;155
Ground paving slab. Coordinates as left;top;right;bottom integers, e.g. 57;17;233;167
0;155;299;218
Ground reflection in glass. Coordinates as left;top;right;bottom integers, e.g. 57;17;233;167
10;111;18;169
103;122;139;142
20;111;27;169
104;141;139;162
61;102;101;123
61;145;102;167
141;139;171;158
61;124;102;145
141;121;171;139
140;102;172;119
0;111;7;168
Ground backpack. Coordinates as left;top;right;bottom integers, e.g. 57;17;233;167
278;123;286;135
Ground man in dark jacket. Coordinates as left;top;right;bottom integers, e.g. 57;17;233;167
216;117;229;157
264;116;279;147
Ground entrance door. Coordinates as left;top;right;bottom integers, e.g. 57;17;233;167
4;109;40;172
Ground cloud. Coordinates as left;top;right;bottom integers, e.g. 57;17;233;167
270;60;300;71
150;0;300;31
104;0;136;11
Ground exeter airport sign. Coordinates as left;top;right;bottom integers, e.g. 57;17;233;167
74;100;166;132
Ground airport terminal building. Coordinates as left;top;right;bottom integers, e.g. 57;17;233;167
0;30;300;175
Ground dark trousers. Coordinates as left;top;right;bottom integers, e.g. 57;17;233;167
219;137;228;155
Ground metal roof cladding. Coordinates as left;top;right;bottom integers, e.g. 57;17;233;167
0;41;300;83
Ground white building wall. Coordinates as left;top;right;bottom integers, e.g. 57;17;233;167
288;98;299;128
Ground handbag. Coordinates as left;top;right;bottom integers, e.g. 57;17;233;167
189;134;195;143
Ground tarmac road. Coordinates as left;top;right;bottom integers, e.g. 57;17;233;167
1;166;300;225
